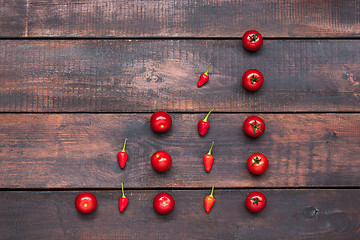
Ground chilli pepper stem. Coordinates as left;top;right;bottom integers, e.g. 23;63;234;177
204;63;211;76
207;142;214;155
121;182;126;198
121;138;128;152
209;186;214;198
203;108;215;122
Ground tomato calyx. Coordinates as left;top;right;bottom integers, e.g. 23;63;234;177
250;197;263;205
251;156;261;166
250;75;260;84
249;120;264;136
249;32;259;42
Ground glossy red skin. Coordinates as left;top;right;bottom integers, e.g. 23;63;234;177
242;69;264;91
75;192;97;213
242;30;263;51
204;196;215;213
198;120;210;136
150;111;172;132
153;192;175;214
247;153;269;175
204;154;214;172
151;150;172;172
246;191;267;213
119;197;129;213
118;152;128;169
198;73;209;87
243;116;265;138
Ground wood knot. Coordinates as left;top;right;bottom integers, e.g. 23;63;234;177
303;207;318;218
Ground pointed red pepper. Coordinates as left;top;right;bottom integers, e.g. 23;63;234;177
118;138;128;169
197;63;211;87
198;108;215;136
204;142;215;172
119;182;129;213
204;186;215;214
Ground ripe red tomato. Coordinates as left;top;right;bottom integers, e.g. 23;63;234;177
242;69;264;91
75;192;97;213
243;116;265;137
246;191;267;213
151;150;172;172
153;192;175;214
242;30;263;51
150;111;172;132
247;153;269;175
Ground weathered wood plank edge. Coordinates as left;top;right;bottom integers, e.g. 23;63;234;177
1;187;359;192
1;37;360;40
1;111;360;114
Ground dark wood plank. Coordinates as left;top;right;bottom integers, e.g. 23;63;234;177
0;0;27;37
1;0;359;38
0;113;358;188
0;190;359;239
1;40;359;112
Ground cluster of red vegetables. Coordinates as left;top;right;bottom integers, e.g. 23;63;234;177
75;30;268;215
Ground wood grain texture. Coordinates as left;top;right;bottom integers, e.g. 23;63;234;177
1;39;359;112
0;0;27;37
1;0;360;38
0;190;359;239
0;113;358;188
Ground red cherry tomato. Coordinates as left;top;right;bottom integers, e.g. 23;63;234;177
150;111;172;132
153;192;175;214
151;150;172;172
246;191;267;213
242;30;263;51
243;116;265;138
75;192;97;213
242;69;264;91
247;153;269;175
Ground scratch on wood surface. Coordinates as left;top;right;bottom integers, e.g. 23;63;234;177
24;0;29;37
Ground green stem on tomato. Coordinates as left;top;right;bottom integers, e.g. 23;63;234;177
121;182;126;198
207;142;214;155
121;138;128;152
249;32;259;42
249;120;264;136
251;156;261;166
203;108;215;122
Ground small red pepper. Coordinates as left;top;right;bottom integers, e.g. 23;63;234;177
119;182;129;213
118;138;128;169
198;108;215;136
197;63;211;87
204;142;215;172
204;186;215;214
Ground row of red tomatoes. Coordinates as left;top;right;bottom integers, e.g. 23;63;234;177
75;190;266;214
120;111;268;174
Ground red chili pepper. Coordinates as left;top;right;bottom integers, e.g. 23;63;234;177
197;63;211;87
118;138;128;169
204;142;215;172
119;182;129;213
198;108;215;136
204;186;215;214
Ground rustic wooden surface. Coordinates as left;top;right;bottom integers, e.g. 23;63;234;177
0;114;359;189
1;0;359;38
1;0;359;239
0;40;359;112
0;190;359;239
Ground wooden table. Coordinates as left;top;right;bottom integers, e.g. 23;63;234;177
1;0;359;239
